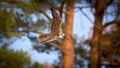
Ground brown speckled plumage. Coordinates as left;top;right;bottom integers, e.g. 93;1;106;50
38;8;65;43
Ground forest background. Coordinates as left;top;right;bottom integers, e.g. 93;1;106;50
0;0;120;68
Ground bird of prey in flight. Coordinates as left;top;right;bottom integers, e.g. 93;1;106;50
38;8;65;43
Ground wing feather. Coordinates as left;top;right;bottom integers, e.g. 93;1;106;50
50;8;62;35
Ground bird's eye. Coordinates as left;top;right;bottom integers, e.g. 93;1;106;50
62;33;65;36
46;37;49;39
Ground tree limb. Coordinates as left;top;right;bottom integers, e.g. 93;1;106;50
47;42;64;52
75;6;91;9
79;8;94;24
103;20;120;29
59;0;65;18
39;42;65;53
39;9;52;22
18;30;43;34
35;42;65;53
103;3;120;29
43;0;59;10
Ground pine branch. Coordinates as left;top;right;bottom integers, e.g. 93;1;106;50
47;42;64;51
18;30;43;34
39;9;52;22
43;0;59;10
75;6;91;9
103;20;120;29
59;0;65;18
39;42;65;53
79;7;94;24
103;21;115;28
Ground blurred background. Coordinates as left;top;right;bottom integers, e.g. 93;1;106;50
0;0;120;68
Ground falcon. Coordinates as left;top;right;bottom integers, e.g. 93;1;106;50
38;8;65;43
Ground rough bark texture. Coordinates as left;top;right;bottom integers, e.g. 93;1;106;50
90;0;105;68
62;2;74;68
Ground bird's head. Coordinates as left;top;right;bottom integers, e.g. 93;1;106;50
58;33;65;38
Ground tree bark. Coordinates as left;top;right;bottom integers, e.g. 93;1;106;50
62;2;74;68
89;0;105;68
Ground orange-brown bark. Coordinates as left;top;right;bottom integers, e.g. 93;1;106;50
62;2;74;68
90;0;105;68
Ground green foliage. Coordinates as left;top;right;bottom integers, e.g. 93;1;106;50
32;61;44;68
0;10;16;38
16;0;40;13
0;0;49;38
0;49;31;68
0;1;48;67
101;26;120;57
65;0;75;5
3;0;47;13
35;19;47;31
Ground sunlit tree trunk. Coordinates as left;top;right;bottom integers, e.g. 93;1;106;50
90;0;105;68
62;1;74;68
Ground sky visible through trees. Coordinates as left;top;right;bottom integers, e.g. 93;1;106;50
0;0;120;68
9;6;93;64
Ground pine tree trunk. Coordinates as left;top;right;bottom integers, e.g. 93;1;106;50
89;0;105;68
62;2;74;68
90;28;102;68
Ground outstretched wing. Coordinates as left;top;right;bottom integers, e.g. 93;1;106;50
40;35;58;43
37;8;64;43
38;33;58;43
50;8;62;35
38;33;51;43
